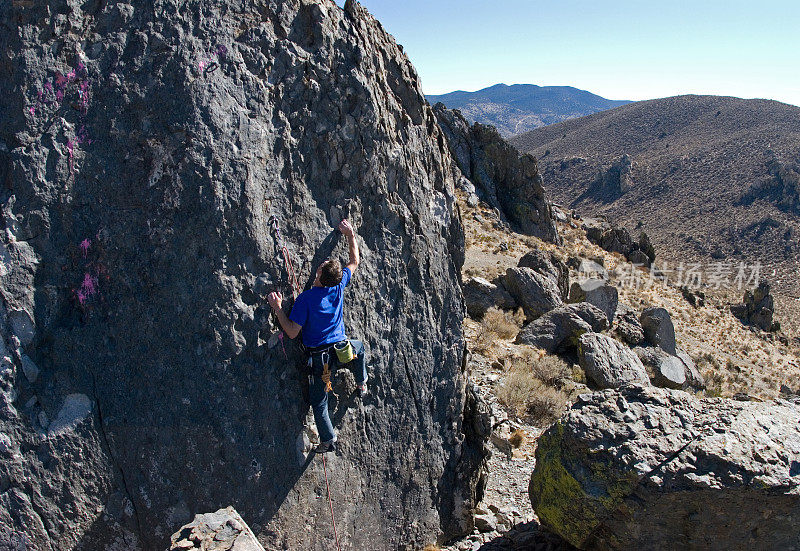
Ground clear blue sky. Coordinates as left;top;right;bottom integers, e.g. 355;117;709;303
338;0;800;106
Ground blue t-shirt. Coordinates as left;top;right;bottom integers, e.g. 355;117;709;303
289;267;352;348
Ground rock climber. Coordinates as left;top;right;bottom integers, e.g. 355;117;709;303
267;219;367;454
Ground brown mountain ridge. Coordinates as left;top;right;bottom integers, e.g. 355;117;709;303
509;94;800;302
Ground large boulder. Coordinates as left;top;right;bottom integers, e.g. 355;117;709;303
613;307;645;346
636;346;705;391
463;276;516;319
530;385;800;550
170;507;263;551
501;267;563;321
515;303;608;352
518;250;569;299
568;281;618;324
432;104;560;243
577;333;650;388
0;1;486;549
640;307;677;354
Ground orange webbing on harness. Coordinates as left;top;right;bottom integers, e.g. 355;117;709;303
321;352;333;393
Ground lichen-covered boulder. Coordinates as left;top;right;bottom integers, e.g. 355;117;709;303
530;386;800;550
613;307;645;346
636;346;705;391
518;250;569;299
577;333;649;389
515;303;608;353
568;282;618;324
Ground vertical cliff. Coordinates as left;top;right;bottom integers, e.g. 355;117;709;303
0;0;486;548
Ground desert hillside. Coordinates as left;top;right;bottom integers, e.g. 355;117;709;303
509;95;800;308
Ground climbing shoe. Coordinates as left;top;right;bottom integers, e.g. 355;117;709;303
315;439;337;454
358;381;368;398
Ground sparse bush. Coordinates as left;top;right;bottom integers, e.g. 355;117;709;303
533;355;571;385
498;367;569;425
570;363;587;384
498;368;540;416
508;429;525;448
509;349;571;385
482;307;520;340
528;384;568;425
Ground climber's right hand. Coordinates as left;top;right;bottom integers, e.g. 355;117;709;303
267;291;283;310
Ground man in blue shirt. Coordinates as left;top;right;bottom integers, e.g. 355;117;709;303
267;219;366;453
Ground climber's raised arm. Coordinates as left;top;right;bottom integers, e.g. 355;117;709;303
338;219;360;274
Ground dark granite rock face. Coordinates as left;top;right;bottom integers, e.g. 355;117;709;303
431;104;560;243
0;1;486;549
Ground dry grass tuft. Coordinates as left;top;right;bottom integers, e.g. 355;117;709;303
509;348;571;385
508;429;525;448
497;366;569;425
423;545;440;551
482;307;520;339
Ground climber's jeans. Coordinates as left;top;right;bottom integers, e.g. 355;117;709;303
308;339;367;444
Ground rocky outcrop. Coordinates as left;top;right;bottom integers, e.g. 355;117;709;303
518;250;569;299
432;104;560;243
582;218;655;267
170;507;263;551
588;154;634;201
0;1;486;549
731;279;780;332
530;385;800;550
463;277;516;319
577;333;649;389
515;303;608;353
501;268;563;322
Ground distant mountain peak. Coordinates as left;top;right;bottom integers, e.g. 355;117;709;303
427;83;630;137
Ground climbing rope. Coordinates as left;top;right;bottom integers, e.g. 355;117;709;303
268;215;301;300
322;453;342;551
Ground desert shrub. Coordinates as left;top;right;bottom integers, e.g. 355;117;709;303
498;368;540;416
508;429;525;448
570;363;587;384
498;367;569;425
528;384;568;425
509;349;571;385
472;326;495;356
482;307;520;340
532;355;571;385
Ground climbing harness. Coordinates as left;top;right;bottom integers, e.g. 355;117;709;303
269;215;301;299
322;453;342;551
